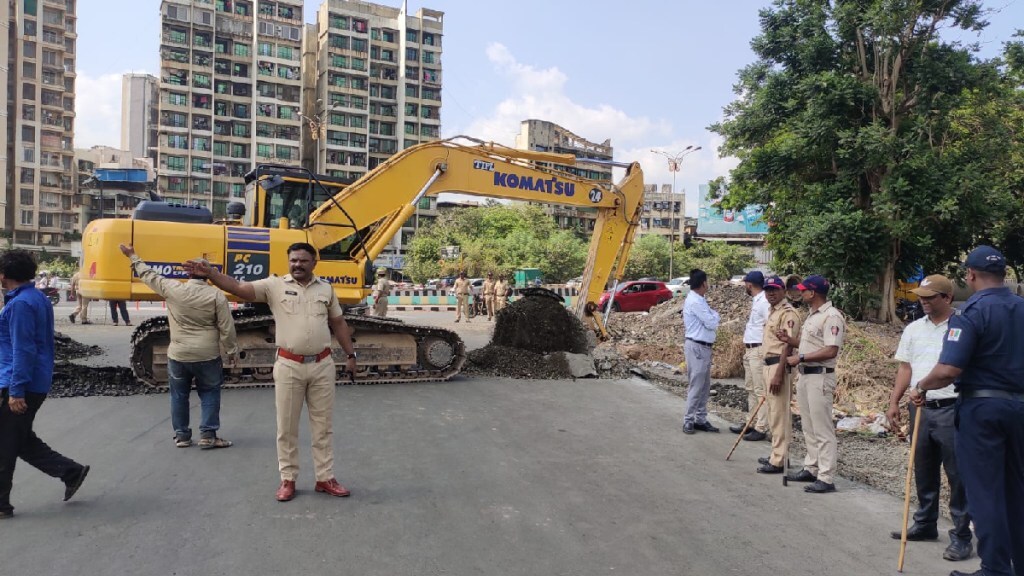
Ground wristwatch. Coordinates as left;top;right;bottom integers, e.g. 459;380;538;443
799;354;805;363
347;352;358;359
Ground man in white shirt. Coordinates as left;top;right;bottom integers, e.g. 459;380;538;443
886;274;972;562
682;269;721;435
730;271;771;441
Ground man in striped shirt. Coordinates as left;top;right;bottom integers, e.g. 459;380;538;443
886;274;973;562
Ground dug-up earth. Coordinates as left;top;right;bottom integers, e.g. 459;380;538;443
51;332;151;398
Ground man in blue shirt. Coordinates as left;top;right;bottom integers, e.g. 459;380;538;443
682;269;721;435
918;246;1024;576
0;249;90;519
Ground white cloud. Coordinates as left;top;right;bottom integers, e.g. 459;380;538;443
452;43;739;216
75;71;129;149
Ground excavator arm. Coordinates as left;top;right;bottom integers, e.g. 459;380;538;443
303;137;646;317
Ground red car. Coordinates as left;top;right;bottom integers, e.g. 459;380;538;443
598;280;673;312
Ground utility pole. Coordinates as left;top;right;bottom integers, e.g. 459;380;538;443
651;146;702;279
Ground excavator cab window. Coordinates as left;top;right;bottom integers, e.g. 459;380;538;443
264;179;310;229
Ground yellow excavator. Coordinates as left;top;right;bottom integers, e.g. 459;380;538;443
79;136;645;388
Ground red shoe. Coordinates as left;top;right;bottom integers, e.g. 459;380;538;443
276;479;296;502
314;478;350;497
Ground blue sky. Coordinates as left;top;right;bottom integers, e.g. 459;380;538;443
76;0;1024;214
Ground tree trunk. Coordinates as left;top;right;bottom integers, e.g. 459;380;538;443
874;260;898;324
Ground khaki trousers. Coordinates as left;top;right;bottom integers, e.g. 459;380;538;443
455;295;470;321
273;358;336;482
372;296;388;317
495;295;506;311
762;362;793;467
71;294;90;322
795;371;838;483
484;294;495;319
743;347;768;433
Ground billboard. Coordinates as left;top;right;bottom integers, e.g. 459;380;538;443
697;184;768;235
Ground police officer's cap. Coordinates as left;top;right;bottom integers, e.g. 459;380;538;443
763;276;785;290
964;245;1006;274
796;275;830;294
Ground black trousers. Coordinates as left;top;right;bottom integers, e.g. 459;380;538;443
909;403;972;542
109;300;130;324
0;390;82;513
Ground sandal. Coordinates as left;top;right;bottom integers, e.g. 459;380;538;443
198;437;232;450
175;437;192;448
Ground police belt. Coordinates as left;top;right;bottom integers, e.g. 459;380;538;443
744;343;761;349
797;365;835;375
923;397;957;409
764;355;781;366
278;347;332;364
686;338;713;348
960;389;1024;403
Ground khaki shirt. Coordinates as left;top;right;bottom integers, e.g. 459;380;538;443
798;301;846;368
453;278;470;296
763;300;802;357
373;277;390;298
70;272;80;293
131;258;238;363
494;280;507;297
251;274;344;355
483;279;495;296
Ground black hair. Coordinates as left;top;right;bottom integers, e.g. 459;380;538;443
786;276;801;289
0;249;38;283
687;269;707;289
286;242;318;259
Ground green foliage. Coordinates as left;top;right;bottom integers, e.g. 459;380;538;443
37;256;79;278
711;1;1022;319
624;235;756;281
404;204;587;283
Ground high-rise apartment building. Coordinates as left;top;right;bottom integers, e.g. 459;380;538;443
514;119;612;236
1;0;11;232
5;0;78;249
156;0;304;216
308;0;444;180
121;73;159;165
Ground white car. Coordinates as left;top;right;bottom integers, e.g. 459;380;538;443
729;275;746;286
666;277;689;297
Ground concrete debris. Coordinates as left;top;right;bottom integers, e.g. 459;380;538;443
557;352;598;378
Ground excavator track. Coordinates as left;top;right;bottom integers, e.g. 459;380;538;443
129;308;466;390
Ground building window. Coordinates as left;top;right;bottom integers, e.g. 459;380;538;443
20;189;34;205
277;45;293;60
21;210;34;226
232;123;250;138
406;48;418;61
166;156;186;171
234;42;250;57
406;29;419;42
257;143;271;158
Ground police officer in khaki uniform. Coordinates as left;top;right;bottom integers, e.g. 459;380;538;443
186;242;358;502
121;244;238;449
67;271;91;324
780;275;846;493
494;275;508;312
482;272;496;321
453;272;471;323
371;268;390;317
756;276;802;474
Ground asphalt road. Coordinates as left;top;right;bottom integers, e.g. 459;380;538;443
2;302;975;575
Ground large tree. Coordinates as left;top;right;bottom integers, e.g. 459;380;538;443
711;0;1019;320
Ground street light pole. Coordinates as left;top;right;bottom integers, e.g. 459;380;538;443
299;101;339;174
651;145;702;279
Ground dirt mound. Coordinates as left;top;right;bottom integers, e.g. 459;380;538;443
835;321;901;415
55;332;101;362
490;294;589;354
50;364;151;398
607;283;750;378
463;345;572;379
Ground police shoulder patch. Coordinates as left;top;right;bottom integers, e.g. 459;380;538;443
830;326;840;335
787;320;794;328
947;328;962;342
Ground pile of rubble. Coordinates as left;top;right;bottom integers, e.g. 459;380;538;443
603;283;750;378
464;293;596;379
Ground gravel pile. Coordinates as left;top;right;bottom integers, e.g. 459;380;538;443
55;332;101;362
466;293;591;379
50;364;153;398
